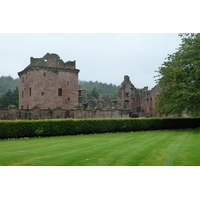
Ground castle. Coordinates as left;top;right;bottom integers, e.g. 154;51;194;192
0;53;160;120
18;53;79;110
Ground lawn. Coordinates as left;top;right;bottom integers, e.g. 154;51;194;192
0;129;200;166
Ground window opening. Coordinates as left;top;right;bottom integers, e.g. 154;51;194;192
124;100;129;109
58;88;62;96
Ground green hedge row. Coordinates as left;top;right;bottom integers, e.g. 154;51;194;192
0;118;200;139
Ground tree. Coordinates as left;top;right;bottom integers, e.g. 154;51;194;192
0;76;19;94
78;80;119;99
90;87;99;99
156;33;200;117
0;87;19;109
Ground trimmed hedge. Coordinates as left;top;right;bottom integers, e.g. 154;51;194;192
0;118;200;139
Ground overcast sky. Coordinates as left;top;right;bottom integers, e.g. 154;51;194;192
0;33;182;89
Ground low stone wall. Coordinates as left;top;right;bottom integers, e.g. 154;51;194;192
72;109;129;119
0;107;130;120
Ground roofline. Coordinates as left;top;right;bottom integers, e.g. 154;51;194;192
18;66;80;77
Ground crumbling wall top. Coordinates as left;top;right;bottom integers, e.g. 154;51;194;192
18;53;78;76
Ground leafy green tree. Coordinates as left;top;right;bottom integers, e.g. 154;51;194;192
0;87;19;109
156;33;200;117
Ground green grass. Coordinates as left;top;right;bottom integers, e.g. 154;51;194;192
0;129;200;166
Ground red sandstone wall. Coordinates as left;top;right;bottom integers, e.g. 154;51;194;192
19;71;34;109
117;76;137;110
0;108;130;120
116;76;160;117
19;69;79;110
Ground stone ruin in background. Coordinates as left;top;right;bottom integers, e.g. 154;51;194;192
0;53;161;120
80;75;161;118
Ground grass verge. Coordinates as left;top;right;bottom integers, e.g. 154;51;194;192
0;129;200;166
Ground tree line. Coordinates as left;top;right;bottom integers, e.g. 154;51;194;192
0;87;19;109
0;76;19;109
79;80;119;100
0;76;19;94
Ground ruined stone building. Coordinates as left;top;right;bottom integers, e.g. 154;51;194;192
17;52;159;117
116;75;160;117
81;75;160;118
0;53;161;120
18;53;80;110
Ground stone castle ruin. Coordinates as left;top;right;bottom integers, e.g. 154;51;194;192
82;75;161;118
0;53;161;120
18;53;79;110
116;75;161;117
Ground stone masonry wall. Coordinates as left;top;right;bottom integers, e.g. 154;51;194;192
18;53;79;110
0;107;129;120
116;75;160;117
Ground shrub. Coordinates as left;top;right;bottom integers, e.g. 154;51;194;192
0;117;200;139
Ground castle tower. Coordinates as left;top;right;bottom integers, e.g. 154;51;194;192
18;53;80;110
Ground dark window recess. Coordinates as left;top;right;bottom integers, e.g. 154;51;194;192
137;106;141;112
44;73;46;76
124;101;129;109
22;91;24;98
58;88;62;96
41;92;44;96
68;97;70;101
29;88;31;96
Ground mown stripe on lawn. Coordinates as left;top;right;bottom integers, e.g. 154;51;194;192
0;129;200;166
